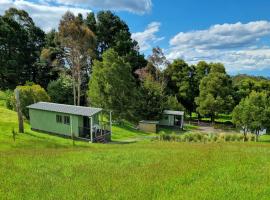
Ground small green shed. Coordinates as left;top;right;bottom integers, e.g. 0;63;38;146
27;102;112;142
159;110;184;129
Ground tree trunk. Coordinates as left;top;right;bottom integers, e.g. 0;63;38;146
255;129;259;142
72;68;77;106
211;114;215;125
77;71;81;106
243;128;247;142
73;80;76;106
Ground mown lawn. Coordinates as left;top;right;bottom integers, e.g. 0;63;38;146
1;104;270;199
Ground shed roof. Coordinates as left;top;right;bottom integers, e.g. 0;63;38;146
139;120;159;124
163;110;184;116
27;102;102;117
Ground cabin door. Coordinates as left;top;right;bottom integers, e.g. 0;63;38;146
174;115;182;126
83;116;90;128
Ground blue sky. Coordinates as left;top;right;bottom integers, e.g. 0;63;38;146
1;0;270;76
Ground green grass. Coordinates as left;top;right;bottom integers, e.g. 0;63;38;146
1;103;270;199
112;121;152;141
0;90;7;107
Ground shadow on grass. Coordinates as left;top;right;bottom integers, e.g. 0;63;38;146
24;131;51;140
23;131;92;149
117;123;147;135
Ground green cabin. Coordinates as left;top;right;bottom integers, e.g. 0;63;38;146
138;110;184;133
159;110;184;128
27;102;112;142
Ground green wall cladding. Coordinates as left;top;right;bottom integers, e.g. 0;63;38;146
29;109;80;137
159;114;175;126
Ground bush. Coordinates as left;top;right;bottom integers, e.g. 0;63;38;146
247;134;256;142
7;85;50;119
211;134;218;142
5;90;15;110
224;134;232;142
231;134;238;141
47;74;73;105
157;132;253;143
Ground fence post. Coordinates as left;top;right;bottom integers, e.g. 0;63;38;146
15;89;24;133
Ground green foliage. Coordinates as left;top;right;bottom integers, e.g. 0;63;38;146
5;90;14;109
92;11;146;72
35;29;64;89
7;85;50;119
196;63;234;122
164;95;185;111
59;11;96;105
232;91;270;140
165;59;198;115
158;132;255;143
0;8;45;89
47;74;73;105
232;74;270;104
89;49;136;120
136;75;166;120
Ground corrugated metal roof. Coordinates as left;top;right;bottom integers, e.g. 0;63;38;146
27;102;102;117
139;120;159;124
163;110;184;116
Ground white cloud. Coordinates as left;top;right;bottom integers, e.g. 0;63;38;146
0;0;91;32
0;0;152;32
132;22;164;51
167;21;270;73
170;21;270;50
44;0;152;14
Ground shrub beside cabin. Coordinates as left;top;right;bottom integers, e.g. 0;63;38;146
27;102;112;143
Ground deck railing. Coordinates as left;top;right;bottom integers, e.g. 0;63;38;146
78;126;111;142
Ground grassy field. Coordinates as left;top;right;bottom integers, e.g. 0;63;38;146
1;100;270;199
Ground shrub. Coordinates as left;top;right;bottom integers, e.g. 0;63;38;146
212;134;218;142
239;134;245;142
8;85;50;119
231;134;238;142
157;132;250;143
47;74;73;105
224;134;232;142
159;131;171;141
246;134;256;142
218;133;226;142
1;90;14;109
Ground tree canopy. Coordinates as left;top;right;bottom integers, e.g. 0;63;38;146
0;8;45;89
88;49;136;120
195;64;234;122
59;11;96;106
232;91;270;140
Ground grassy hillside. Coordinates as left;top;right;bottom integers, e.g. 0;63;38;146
1;103;270;199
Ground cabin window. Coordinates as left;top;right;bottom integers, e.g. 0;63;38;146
64;116;70;125
56;115;62;123
163;115;169;120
